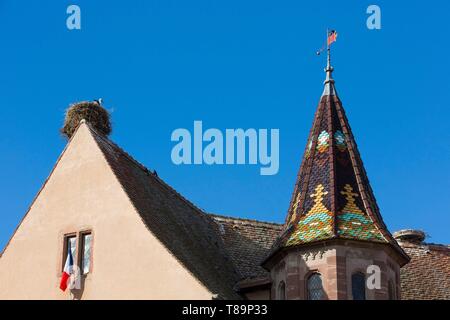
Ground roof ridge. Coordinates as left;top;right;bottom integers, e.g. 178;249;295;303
84;122;241;298
401;242;450;251
85;123;211;219
1;120;87;257
210;213;283;229
332;96;391;242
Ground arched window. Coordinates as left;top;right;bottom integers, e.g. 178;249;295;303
307;273;324;300
278;281;286;300
388;280;396;300
351;272;366;300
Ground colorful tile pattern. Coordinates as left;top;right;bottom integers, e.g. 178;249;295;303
334;130;347;152
277;91;396;252
289;191;301;223
336;184;385;242
287;184;333;245
316;131;329;153
305;140;313;158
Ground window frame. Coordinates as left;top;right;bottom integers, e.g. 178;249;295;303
306;272;324;300
61;230;93;276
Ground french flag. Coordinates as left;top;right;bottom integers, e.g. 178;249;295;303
59;249;74;291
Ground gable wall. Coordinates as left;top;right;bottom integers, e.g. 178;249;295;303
0;124;212;299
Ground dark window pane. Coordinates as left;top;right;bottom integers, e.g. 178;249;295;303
352;273;366;300
308;273;324;300
388;280;396;300
278;281;286;300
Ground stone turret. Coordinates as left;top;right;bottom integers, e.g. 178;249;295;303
262;44;409;300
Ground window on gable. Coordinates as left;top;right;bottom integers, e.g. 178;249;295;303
307;273;324;300
351;272;366;300
62;231;93;275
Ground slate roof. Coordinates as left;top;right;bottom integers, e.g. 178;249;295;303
266;63;408;265
212;215;450;300
86;123;242;299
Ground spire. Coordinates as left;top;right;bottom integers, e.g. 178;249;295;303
264;48;408;263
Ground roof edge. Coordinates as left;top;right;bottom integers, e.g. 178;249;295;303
210;213;283;229
1;121;88;257
262;237;411;269
85;123;242;299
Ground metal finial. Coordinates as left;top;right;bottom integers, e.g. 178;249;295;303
322;29;336;97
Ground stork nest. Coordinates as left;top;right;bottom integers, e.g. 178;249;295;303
61;101;112;139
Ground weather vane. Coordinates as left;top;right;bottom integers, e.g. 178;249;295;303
316;29;338;56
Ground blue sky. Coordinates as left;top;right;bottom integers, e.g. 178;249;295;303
0;0;449;251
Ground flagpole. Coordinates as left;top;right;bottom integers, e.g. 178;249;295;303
326;28;331;71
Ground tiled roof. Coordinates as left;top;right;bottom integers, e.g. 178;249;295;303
212;214;450;300
210;214;282;279
400;242;450;300
86;124;242;299
267;69;408;264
